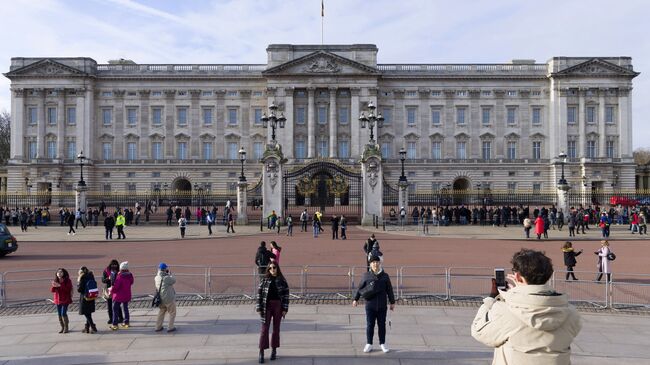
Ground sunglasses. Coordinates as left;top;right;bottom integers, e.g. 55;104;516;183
269;266;278;270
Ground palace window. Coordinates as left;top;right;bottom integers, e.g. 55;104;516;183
338;107;349;125
507;107;517;125
482;141;491;160
381;108;392;125
253;108;262;125
606;140;615;158
605;106;615;124
47;107;57;125
407;142;417;159
381;141;391;159
586;106;596;124
456;107;466;125
507;141;517;159
295;107;306;124
318;138;328;157
431;108;441;125
338;140;350;158
227;142;238;159
102;142;112;160
47;140;56;158
203;108;213;125
66;140;76;159
228;108;238;125
127;142;137;160
127;108;137;126
253;142;264;159
28;141;37;159
177;142;188;160
202;142;212;159
456;141;466;159
532;141;541;160
151;142;162;160
28;107;38;125
407;107;417;126
102;108;112;125
67;107;76;125
152;107;162;126
586;140;597;158
567;140;576;158
567;106;577;124
177;107;188;126
318;106;327;124
531;107;541;125
482;107;491;126
295;140;306;159
431;141;441;160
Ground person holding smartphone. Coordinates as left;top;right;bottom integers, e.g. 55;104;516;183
471;249;581;364
154;263;177;333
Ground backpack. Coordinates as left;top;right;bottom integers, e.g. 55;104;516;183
84;277;99;301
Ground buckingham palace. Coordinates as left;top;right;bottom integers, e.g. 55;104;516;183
3;44;639;199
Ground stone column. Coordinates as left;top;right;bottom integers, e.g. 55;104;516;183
398;180;409;215
598;89;606;158
578;90;585;158
361;146;383;225
262;145;285;221
618;87;632;158
307;88;315;158
37;89;46;158
189;89;201;158
350;88;361;157
57;89;66;158
139;90;151;158
237;180;248;225
75;183;88;214
113;90;125;159
10;88;24;159
215;90;226;158
283;88;295;159
164;90;176;158
77;88;90;161
329;87;337;157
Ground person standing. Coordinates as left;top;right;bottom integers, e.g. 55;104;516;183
227;210;235;233
75;208;86;229
110;261;134;330
286;214;293;236
67;212;76;236
178;216;187;238
312;213;320;238
300;209;308;232
154;263;177;333
340;215;347;240
568;212;577;237
353;255;396;354
51;268;73;333
562;242;583;281
101;260;122;325
104;213;115;240
534;214;544;240
595;240;612;282
599;212;611;238
331;215;339;240
166;206;174;226
523;216;532;239
557;208;565;231
256;262;290;363
115;211;126;239
270;241;282;264
640;212;648;235
255;241;276;276
77;266;98;334
206;210;214;235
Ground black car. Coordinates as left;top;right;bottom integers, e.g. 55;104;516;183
0;224;17;257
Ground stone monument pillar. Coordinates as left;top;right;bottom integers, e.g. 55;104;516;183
557;183;570;221
237;181;248;225
75;183;87;214
261;144;285;222
361;144;383;226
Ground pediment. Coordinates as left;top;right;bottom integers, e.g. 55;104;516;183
5;59;91;78
99;133;114;140
552;58;639;79
263;51;378;76
404;132;420;140
124;133;140;139
454;132;470;139
479;132;496;140
174;132;190;139
530;132;546;139
504;132;520;140
200;132;216;140
429;132;444;140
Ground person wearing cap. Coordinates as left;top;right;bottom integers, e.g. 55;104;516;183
352;255;396;354
110;261;134;330
154;263;177;333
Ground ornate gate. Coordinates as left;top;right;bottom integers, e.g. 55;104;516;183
283;160;363;223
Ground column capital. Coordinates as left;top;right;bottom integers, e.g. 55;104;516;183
350;87;361;96
307;87;316;95
112;89;126;98
328;86;338;93
215;89;226;97
163;89;177;98
239;90;252;98
138;89;151;97
189;89;202;98
11;88;25;97
282;86;294;95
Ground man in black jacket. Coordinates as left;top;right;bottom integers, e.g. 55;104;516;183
352;255;396;354
254;241;276;276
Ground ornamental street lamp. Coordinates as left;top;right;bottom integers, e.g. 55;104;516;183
611;173;619;189
238;146;247;182
399;147;407;183
558;152;568;185
359;101;384;144
260;102;286;144
77;151;86;187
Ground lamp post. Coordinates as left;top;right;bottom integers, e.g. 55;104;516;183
558;152;568;185
399;147;407;183
261;102;286;145
238;147;247;182
582;175;588;187
77;151;86;187
359;101;384;144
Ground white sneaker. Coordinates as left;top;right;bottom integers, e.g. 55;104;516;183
363;344;372;353
380;344;390;353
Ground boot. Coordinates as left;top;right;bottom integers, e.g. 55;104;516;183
258;349;264;363
90;323;97;333
62;315;69;333
82;323;89;333
58;316;64;334
270;348;277;361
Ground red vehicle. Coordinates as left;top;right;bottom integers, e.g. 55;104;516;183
610;196;638;206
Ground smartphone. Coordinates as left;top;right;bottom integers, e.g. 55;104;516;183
494;268;506;290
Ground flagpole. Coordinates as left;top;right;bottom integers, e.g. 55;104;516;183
321;0;324;45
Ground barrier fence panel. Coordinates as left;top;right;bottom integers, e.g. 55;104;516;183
398;266;448;300
2;268;62;307
153;265;208;299
0;272;4;308
303;265;354;298
208;266;257;299
448;267;496;301
551;271;608;309
260;265;305;299
610;273;650;310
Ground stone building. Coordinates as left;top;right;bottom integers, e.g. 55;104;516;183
3;44;639;200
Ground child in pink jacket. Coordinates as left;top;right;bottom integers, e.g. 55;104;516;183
110;261;134;330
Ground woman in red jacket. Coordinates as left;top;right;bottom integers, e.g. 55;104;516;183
534;215;545;240
51;268;73;333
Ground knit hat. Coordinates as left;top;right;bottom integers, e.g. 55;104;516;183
368;255;381;263
158;262;168;270
119;261;129;270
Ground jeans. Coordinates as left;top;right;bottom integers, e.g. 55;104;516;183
259;299;283;350
313;225;319;237
365;305;388;345
112;301;130;325
56;304;69;316
105;227;113;239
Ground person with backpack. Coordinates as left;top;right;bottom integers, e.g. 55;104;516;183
110;261;134;330
102;259;123;325
77;266;98;334
300;209;308;232
255;241;276;276
51;268;73;334
286;215;293;236
178;216;187;238
154;263;177;333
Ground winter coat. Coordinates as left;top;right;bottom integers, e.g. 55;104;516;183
271;248;281;263
471;284;582;365
115;214;125;227
353;270;395;310
102;268;118;290
104;216;115;229
256;275;289;324
154;270;176;305
534;216;545;235
111;271;134;303
596;246;612;274
255;246;276;267
562;248;582;267
51;277;73;305
77;272;96;315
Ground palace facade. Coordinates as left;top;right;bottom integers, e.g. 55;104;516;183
4;44;639;197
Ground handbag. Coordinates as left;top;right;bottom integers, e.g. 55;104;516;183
358;276;379;300
151;277;163;308
607;252;616;261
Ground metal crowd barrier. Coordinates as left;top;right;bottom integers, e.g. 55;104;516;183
3;265;650;310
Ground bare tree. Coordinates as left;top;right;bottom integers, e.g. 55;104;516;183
0;111;10;165
634;148;650;166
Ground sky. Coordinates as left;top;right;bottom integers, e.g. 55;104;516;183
1;0;648;148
